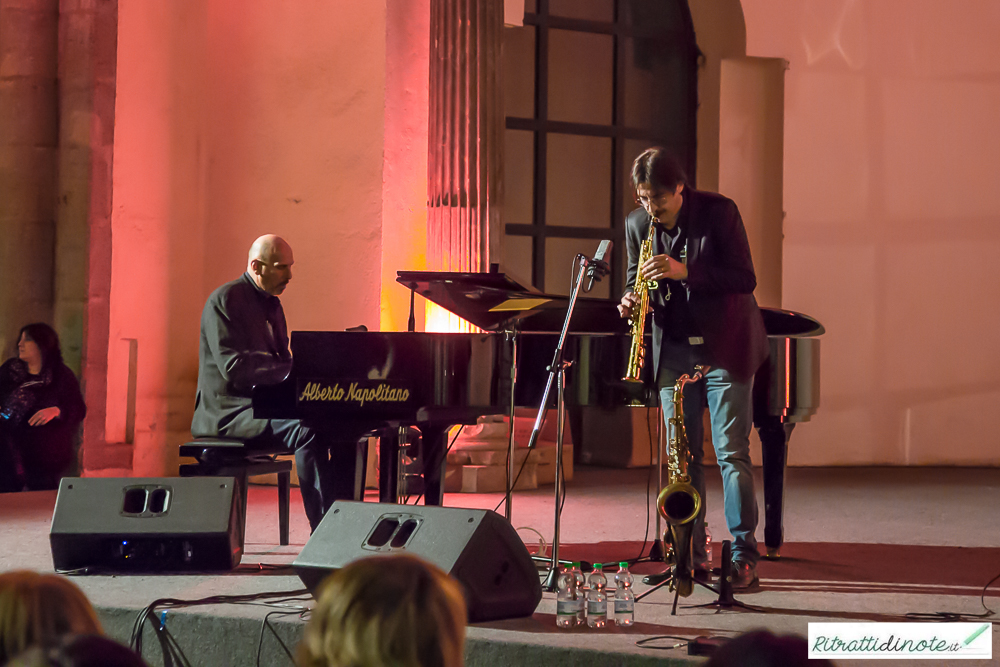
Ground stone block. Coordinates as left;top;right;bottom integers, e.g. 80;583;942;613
0;217;55;303
466;447;533;466
81;440;132;471
58;11;96;85
444;463;538;493
91;5;117;78
53;302;85;372
59;0;101;12
535;445;574;484
443;464;462;492
512;408;573;445
92;84;117;147
0;77;59;144
4;0;58;10
445;448;472;465
0;145;56;220
58;88;95;147
57;146;93;240
0;7;58;77
54;236;89;294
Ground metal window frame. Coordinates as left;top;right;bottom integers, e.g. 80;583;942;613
504;0;698;296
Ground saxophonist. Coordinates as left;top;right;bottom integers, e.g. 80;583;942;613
617;148;768;589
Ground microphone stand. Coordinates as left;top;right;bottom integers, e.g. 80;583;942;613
503;323;519;522
534;253;609;593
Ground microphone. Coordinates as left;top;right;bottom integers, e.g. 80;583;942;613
584;239;613;291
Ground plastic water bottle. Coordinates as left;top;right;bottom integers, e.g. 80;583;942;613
586;564;607;628
705;522;713;571
571;562;586;626
613;562;635;626
555;567;577;628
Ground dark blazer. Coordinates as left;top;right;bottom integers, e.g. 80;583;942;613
192;273;293;438
624;187;768;383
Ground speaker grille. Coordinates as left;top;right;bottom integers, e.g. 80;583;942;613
362;513;424;552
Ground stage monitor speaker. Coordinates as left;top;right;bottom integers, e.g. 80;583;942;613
293;501;541;622
49;477;244;572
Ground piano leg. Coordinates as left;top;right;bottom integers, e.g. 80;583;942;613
756;416;795;559
420;424;448;506
353;438;367;501
379;428;401;503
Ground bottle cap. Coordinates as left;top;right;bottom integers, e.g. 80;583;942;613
619;561;628;568
594;563;603;570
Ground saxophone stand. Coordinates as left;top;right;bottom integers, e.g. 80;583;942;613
533;248;611;593
635;539;751;614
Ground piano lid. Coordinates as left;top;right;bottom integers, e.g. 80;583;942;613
760;307;825;337
397;271;825;336
397;270;628;334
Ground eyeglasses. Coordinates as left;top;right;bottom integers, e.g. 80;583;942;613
635;191;673;208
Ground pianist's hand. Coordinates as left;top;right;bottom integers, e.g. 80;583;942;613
618;292;638;319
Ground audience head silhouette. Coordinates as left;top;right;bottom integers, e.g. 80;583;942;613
705;630;833;667
5;634;149;667
0;571;102;664
298;554;467;667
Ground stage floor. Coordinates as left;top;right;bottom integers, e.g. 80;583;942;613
2;465;999;666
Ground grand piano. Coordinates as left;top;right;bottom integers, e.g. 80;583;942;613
251;269;822;557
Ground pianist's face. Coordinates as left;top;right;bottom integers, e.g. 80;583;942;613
636;182;684;229
255;244;294;296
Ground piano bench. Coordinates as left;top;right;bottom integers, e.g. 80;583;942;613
179;437;292;547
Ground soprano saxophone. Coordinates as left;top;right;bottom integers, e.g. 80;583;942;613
622;221;659;383
656;365;708;598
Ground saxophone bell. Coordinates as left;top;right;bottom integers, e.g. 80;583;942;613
653;367;707;598
657;480;701;598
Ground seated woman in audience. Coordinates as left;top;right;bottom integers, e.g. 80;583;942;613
0;324;86;491
298;554;467;667
0;571;102;664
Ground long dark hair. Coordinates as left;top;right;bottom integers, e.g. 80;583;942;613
17;323;64;371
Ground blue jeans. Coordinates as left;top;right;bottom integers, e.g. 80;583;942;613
658;365;759;566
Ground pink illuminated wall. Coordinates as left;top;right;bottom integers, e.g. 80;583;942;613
106;1;388;476
741;0;1000;464
382;0;431;333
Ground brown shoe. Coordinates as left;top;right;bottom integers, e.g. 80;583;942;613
730;559;759;589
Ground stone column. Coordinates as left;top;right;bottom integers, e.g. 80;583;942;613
57;0;118;471
426;0;504;330
0;0;59;353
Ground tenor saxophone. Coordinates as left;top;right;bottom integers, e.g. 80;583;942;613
622;221;659;383
656;365;708;597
